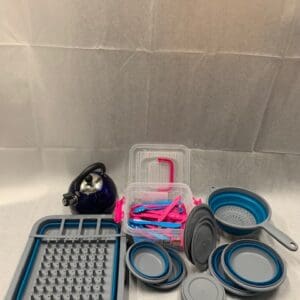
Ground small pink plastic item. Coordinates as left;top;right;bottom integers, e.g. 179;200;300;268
158;195;182;221
193;197;203;206
130;211;186;223
128;193;188;242
157;157;174;192
130;212;157;220
114;196;125;223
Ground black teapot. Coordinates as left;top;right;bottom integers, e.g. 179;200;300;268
62;162;117;214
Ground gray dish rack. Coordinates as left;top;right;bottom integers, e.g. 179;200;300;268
6;215;126;300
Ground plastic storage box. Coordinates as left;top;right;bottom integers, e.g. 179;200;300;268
122;182;194;244
115;144;198;246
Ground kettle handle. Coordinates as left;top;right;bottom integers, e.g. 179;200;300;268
73;162;106;189
78;162;106;177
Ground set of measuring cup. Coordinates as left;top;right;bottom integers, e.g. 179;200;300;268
126;241;187;290
128;196;188;240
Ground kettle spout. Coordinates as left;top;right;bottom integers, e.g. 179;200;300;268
62;192;79;206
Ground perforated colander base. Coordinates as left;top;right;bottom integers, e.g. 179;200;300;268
215;206;257;226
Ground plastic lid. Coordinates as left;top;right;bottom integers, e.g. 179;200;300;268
129;144;190;185
182;274;226;300
184;205;218;267
191;219;218;271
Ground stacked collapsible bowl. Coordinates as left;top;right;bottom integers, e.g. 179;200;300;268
126;241;187;290
208;240;286;296
206;187;298;296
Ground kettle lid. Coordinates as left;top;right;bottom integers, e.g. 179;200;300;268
80;173;103;194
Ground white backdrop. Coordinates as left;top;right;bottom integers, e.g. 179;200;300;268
1;1;300;299
1;0;300;155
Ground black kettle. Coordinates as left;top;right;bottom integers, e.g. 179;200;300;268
62;162;117;214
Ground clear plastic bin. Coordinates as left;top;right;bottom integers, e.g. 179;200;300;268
114;144;197;246
122;182;194;245
128;144;190;185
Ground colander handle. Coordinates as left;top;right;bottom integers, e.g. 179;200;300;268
261;222;298;251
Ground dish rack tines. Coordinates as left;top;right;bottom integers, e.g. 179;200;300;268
6;215;126;300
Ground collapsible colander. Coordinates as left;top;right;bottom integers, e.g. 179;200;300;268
208;187;298;251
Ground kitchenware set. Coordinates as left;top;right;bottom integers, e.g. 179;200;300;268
6;144;298;300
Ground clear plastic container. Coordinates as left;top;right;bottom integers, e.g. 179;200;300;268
122;182;194;245
114;144;197;246
129;144;190;185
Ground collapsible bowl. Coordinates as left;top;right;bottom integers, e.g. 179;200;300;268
221;239;286;292
208;187;298;251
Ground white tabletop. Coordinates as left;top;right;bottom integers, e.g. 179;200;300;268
1;149;300;299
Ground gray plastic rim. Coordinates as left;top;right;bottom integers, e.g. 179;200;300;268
221;240;287;292
191;219;218;271
126;242;173;284
181;273;226;300
148;248;187;290
208;187;298;251
184;204;216;262
208;245;257;297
